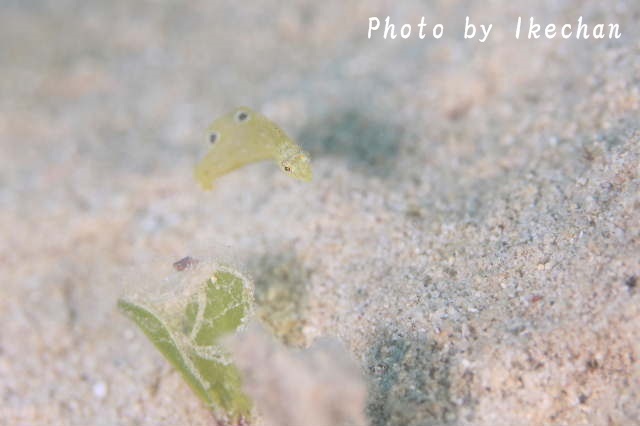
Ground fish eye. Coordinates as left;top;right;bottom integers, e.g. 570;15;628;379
284;165;291;172
235;111;249;123
209;132;219;144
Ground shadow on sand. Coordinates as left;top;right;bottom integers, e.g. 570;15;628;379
366;329;459;426
246;250;312;348
297;107;404;178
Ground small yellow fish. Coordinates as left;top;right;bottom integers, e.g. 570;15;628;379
195;107;312;190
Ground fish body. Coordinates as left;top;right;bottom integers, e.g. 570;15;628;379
195;107;312;190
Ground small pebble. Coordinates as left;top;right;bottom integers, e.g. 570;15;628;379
93;381;108;399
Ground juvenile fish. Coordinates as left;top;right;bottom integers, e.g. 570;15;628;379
195;107;312;190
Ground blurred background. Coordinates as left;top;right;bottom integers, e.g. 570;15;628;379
1;1;639;425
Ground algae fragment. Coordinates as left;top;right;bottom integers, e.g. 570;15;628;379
118;262;253;421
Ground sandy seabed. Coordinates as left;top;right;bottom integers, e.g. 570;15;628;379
1;1;638;425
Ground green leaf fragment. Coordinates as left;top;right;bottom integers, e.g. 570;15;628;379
118;266;253;420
